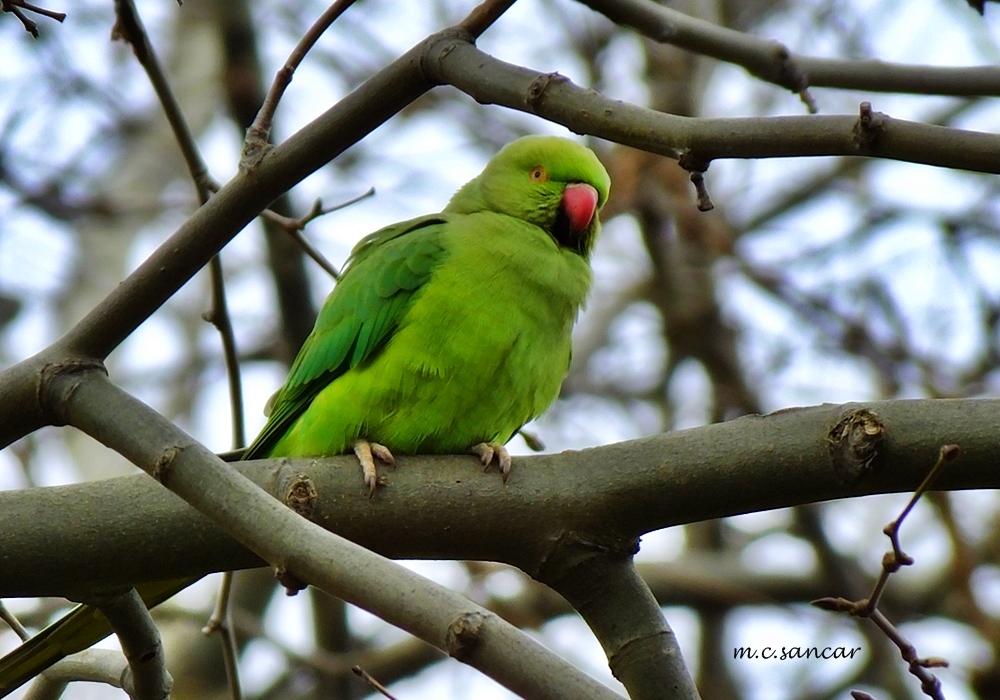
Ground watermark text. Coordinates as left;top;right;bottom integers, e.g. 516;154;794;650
734;646;861;661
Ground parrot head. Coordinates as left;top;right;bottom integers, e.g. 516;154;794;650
447;135;611;257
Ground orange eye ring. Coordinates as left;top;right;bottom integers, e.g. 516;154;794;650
529;166;548;182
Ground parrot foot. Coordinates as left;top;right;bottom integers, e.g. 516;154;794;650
472;442;512;482
353;439;395;497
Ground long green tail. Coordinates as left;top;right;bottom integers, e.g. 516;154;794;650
0;578;197;697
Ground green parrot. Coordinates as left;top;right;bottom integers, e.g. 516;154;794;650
0;135;610;696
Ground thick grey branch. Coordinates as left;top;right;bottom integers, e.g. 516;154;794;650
537;545;699;700
40;368;621;700
425;39;1000;173
2;397;996;597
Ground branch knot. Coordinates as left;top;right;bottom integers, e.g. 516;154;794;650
418;28;475;86
284;473;318;521
854;101;886;154
533;530;640;587
526;72;567;112
445;611;487;660
38;358;108;426
151;445;184;484
827;407;885;483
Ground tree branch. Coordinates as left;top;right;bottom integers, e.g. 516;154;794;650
35;367;621;700
3;396;998;597
86;589;171;700
424;39;1000;173
245;0;362;150
537;545;699;699
24;650;137;700
579;0;1000;99
114;0;249;453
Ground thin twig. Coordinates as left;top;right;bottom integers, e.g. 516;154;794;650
813;444;960;700
460;0;519;35
111;2;246;697
351;666;400;700
1;0;65;37
261;188;376;280
245;0;362;153
202;572;243;700
869;608;948;699
113;0;245;447
0;601;30;641
887;444;960;540
288;230;340;280
863;445;960;612
203;258;247;450
112;0;215;198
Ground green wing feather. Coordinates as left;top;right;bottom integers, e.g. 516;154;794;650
243;214;449;459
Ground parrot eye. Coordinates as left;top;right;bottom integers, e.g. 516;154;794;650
529;166;548;182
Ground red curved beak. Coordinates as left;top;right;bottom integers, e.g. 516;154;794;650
561;183;599;233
